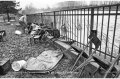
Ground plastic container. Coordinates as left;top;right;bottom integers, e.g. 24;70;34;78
12;60;26;71
15;30;22;35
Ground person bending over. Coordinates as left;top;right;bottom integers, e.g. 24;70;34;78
19;14;27;33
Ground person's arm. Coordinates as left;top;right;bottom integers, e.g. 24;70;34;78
24;15;27;24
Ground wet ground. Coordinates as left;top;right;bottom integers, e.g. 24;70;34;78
0;22;102;78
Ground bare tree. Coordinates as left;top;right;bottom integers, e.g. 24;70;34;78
24;3;38;14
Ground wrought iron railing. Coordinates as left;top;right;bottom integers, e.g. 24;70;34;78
27;3;120;64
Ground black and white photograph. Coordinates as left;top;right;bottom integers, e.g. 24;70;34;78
0;0;120;78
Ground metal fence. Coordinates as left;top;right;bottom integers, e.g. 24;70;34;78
27;4;120;64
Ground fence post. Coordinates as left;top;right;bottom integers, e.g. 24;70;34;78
41;13;43;24
89;8;94;55
54;11;56;29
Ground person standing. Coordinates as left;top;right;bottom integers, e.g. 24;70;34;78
19;13;27;34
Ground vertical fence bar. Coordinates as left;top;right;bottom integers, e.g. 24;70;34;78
110;5;118;62
76;10;78;44
59;11;61;35
70;11;72;41
54;12;56;29
64;11;66;38
87;9;90;50
67;11;69;41
83;9;86;48
68;11;70;41
65;11;67;40
89;8;94;55
64;11;67;41
62;11;66;39
105;6;111;59
63;11;65;38
43;13;45;24
96;8;99;32
62;11;64;37
66;11;68;41
77;10;79;46
41;13;43;23
99;7;105;56
72;10;74;40
63;11;65;39
80;9;82;47
75;10;76;42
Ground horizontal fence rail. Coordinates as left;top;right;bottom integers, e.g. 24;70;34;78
27;4;120;65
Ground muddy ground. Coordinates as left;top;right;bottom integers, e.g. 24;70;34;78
0;22;101;78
